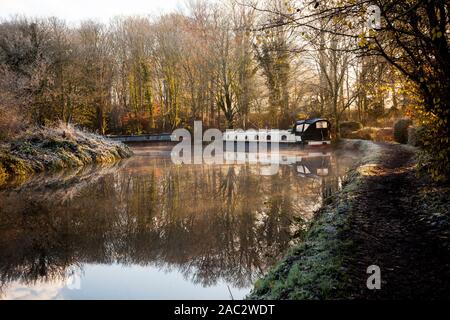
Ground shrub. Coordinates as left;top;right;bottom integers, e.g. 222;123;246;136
375;128;394;142
0;163;7;183
416;117;450;182
393;118;413;144
0;106;25;141
342;127;393;142
340;121;363;134
407;126;418;146
344;127;376;140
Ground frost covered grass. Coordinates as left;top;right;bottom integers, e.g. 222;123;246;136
0;124;132;186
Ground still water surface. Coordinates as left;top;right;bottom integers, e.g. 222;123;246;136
0;145;356;299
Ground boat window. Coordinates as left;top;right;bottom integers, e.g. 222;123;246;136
267;135;271;141
245;136;248;140
255;135;259;140
316;121;327;129
297;166;311;174
281;135;287;141
296;124;303;132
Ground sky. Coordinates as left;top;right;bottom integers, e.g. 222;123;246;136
0;0;184;24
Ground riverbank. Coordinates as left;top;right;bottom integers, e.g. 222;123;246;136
248;139;449;299
0;125;132;186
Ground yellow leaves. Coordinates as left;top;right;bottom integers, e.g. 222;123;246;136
302;33;311;41
413;101;449;181
358;164;382;177
431;27;443;41
332;16;345;25
357;38;368;47
357;32;377;49
368;29;377;37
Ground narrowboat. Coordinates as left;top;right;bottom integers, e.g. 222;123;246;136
223;118;331;145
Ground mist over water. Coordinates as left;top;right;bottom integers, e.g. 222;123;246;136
0;145;356;299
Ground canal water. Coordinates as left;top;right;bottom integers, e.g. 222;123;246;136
0;144;356;299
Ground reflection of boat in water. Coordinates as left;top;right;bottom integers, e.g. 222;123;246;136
223;151;332;178
296;155;332;179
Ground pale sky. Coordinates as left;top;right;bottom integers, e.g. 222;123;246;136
0;0;184;24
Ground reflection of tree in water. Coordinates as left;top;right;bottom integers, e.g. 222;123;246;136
0;154;350;293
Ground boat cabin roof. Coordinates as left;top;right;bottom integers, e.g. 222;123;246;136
295;118;330;125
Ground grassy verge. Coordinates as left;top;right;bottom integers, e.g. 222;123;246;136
0;124;132;186
247;140;384;299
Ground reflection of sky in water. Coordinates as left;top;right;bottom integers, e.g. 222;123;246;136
4;264;247;300
3;280;65;300
0;146;357;300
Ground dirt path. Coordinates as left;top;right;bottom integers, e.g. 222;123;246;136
343;143;450;299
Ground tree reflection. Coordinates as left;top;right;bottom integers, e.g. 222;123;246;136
0;152;351;295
